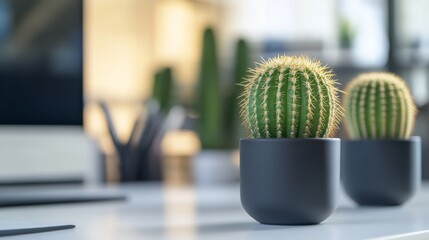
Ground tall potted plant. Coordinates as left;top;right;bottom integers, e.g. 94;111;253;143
194;27;231;184
342;72;421;206
239;55;343;225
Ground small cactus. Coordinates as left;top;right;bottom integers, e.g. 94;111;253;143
152;67;173;112
240;56;342;138
225;38;250;146
344;72;417;139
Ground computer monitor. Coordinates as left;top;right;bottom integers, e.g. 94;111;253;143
0;0;83;125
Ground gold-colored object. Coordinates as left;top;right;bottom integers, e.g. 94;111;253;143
162;130;201;186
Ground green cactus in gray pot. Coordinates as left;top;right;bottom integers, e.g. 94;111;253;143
240;55;343;138
344;72;417;139
198;27;223;148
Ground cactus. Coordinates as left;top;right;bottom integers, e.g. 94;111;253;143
240;55;342;138
225;38;250;145
198;27;223;148
152;67;173;112
344;72;417;139
339;18;355;48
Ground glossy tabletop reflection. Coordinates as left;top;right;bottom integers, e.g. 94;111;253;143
3;183;429;239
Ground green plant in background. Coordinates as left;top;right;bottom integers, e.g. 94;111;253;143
344;72;417;139
339;18;355;48
240;55;343;138
198;27;223;148
152;67;173;112
225;38;250;145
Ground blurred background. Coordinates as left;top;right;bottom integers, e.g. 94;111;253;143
0;0;429;186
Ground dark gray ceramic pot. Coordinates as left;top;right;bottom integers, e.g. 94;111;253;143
240;138;340;225
342;137;421;206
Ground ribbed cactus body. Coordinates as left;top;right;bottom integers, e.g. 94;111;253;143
240;56;342;138
344;72;416;139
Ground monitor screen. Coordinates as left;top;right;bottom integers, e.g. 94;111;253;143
0;0;83;125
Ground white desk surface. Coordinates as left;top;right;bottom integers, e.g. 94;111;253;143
2;183;429;240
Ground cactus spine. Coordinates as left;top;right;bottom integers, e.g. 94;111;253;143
198;27;223;148
344;72;416;139
152;67;173;112
240;56;342;138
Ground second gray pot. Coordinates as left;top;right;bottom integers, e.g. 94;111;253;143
342;137;421;206
240;138;340;225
